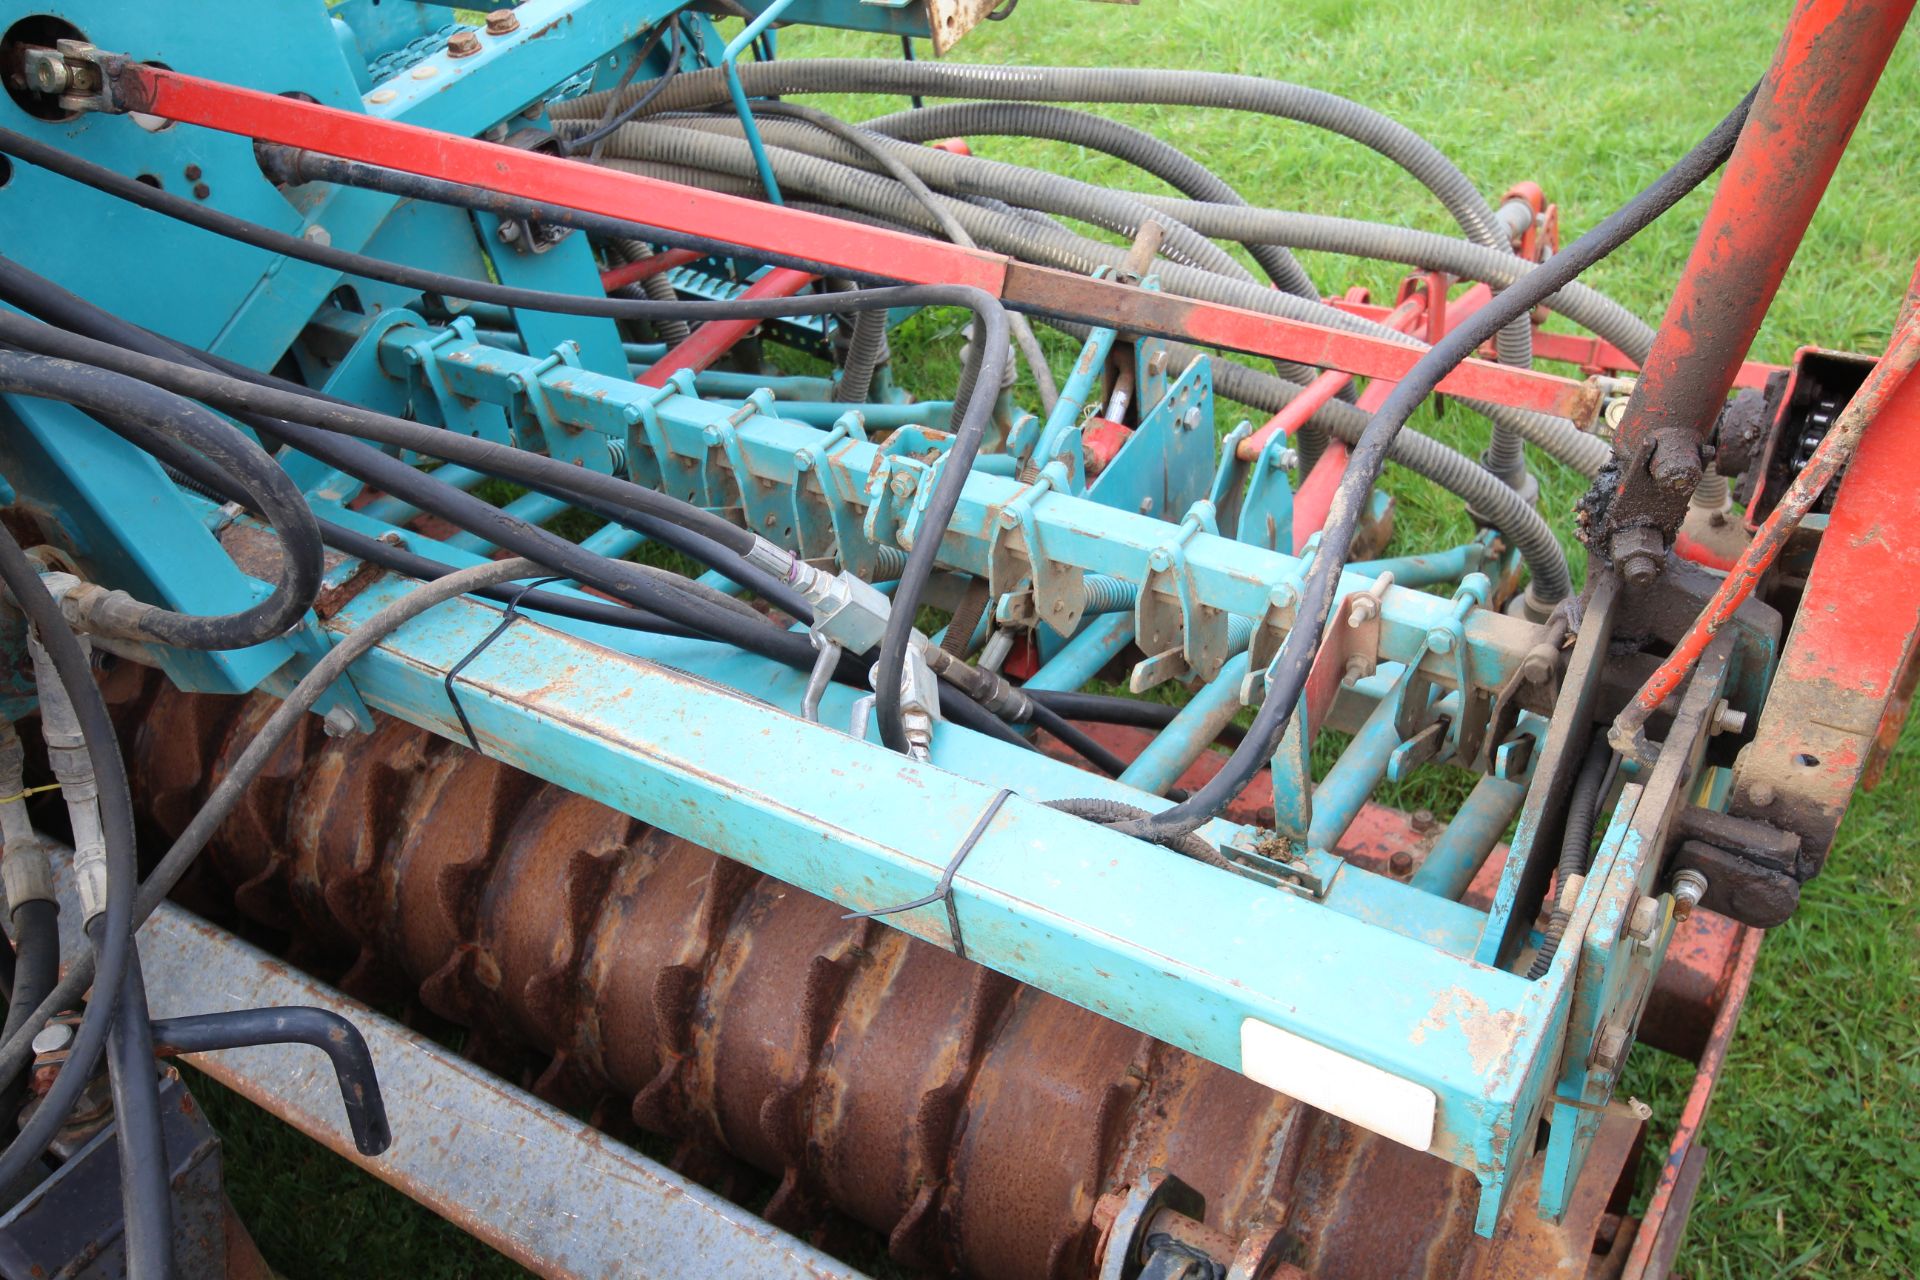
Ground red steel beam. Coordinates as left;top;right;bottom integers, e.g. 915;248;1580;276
106;63;1598;422
1235;290;1428;462
600;247;702;293
1323;297;1784;389
636;267;817;388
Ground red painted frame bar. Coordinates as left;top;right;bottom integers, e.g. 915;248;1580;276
636;267;817;387
1611;0;1913;466
107;63;1598;422
1324;297;1783;389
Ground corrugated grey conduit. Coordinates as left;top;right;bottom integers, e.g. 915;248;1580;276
554;58;1541;481
570;121;1612;477
861;101;1322;302
625;113;1619;477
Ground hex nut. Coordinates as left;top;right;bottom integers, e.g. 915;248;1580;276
1625;892;1660;943
1591;1022;1631;1075
485;8;520;35
447;30;483;58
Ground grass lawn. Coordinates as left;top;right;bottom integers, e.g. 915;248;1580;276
206;2;1919;1276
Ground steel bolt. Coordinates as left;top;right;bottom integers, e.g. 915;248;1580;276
1410;808;1435;833
1426;628;1454;656
1624;892;1660;944
447;30;483;58
183;164;202;182
1137;497;1155;514
1343;655;1369;685
1388;850;1414;878
192;181;211;200
1146;349;1170;379
1671;868;1709;920
322;707;360;739
1611;526;1665;588
485;8;520;35
1347;597;1379;628
1180;406;1203;431
30;1023;73;1056
1590;1022;1631;1075
1710;700;1748;737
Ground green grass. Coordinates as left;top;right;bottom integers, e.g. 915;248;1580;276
221;3;1919;1276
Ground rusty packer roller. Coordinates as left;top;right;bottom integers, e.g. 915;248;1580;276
103;668;1500;1280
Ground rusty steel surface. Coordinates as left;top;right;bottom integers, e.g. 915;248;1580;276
1622;927;1763;1280
101;673;1657;1280
1603;0;1913;545
1728;328;1920;878
132;901;867;1280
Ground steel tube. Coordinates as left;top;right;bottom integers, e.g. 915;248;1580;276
1306;680;1404;850
1023;611;1136;692
1408;775;1527;899
1118;652;1251;795
1609;0;1913;488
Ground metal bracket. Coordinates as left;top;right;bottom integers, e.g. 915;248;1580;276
788;416;872;569
504;339;587;459
1130;500;1228;691
988;462;1088;636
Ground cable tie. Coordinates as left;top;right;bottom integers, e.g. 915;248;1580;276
843;787;1012;961
443;576;565;752
0;783;61;806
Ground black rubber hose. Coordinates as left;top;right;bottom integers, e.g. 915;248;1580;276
0;351;323;652
1023;701;1128;778
1527;737;1613;980
1042;798;1233;869
0;901;57;1049
0;127;1003;362
0;312;1043;759
100;940;173;1279
1029;690;1250;748
862;100;1318;300
0;526;140;1199
1108;85;1758;844
0;145;1014;755
150;1007;392;1157
0;898;59;1129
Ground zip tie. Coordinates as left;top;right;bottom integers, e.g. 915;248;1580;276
444;576;564;752
843;787;1013;962
0;783;61;806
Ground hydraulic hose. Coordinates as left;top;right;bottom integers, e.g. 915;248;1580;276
0;350;324;652
862;100;1319;300
1105;85;1757;844
0;130;1025;758
101;942;173;1279
0;527;140;1210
